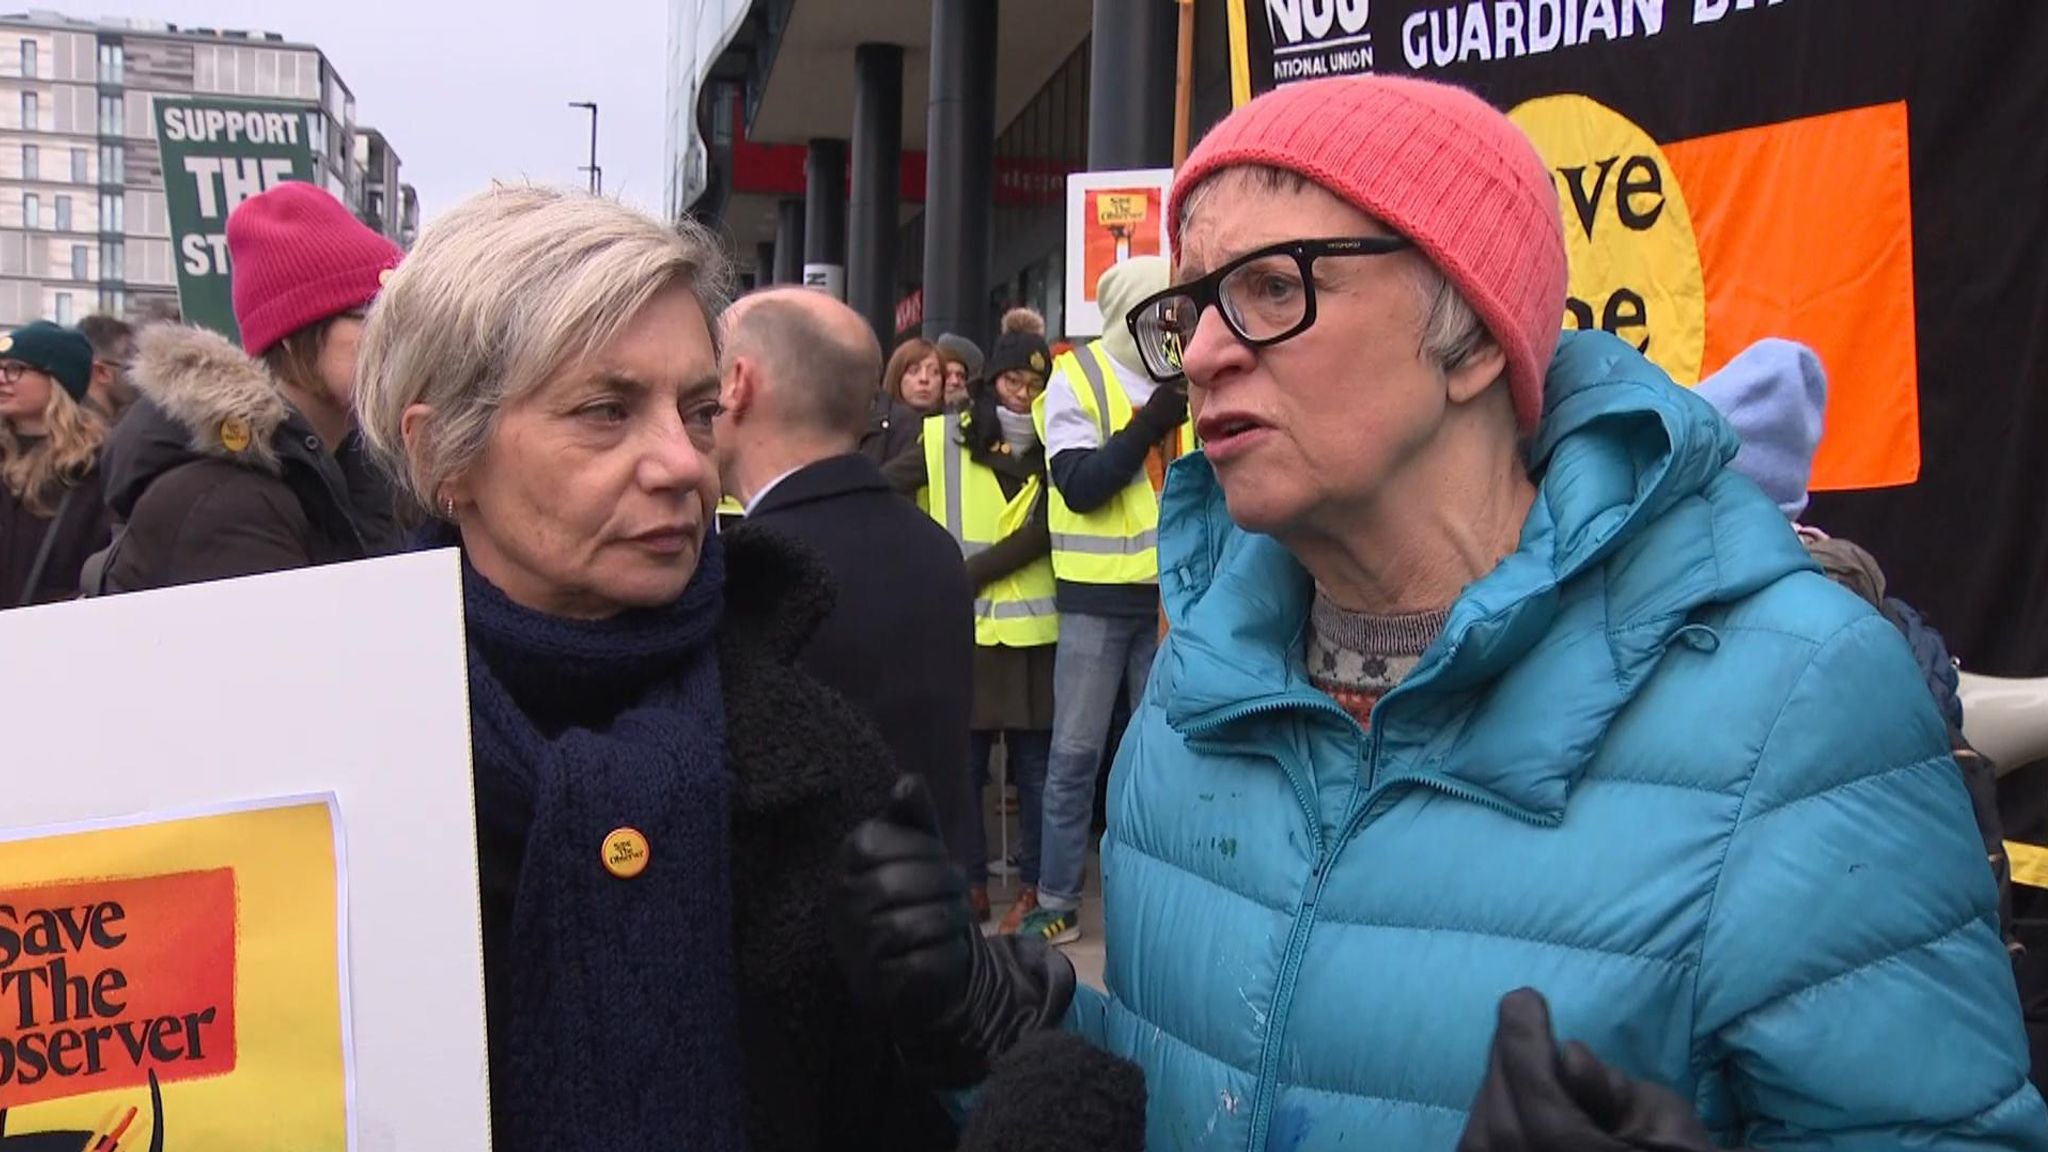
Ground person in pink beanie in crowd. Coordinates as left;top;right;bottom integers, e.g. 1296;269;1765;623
89;180;405;593
832;76;2047;1149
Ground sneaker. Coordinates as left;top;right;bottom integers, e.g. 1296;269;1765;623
1018;904;1081;946
968;885;991;924
996;886;1040;935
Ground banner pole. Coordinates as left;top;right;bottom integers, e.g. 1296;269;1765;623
1174;0;1196;169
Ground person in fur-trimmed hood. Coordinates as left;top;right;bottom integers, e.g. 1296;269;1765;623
90;182;404;594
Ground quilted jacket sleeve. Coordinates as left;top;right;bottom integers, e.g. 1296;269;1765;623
1694;612;2048;1149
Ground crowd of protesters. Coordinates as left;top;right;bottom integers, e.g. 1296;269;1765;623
2;71;2045;1152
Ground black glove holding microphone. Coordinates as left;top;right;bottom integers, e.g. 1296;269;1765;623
831;775;1076;1089
1458;988;1745;1152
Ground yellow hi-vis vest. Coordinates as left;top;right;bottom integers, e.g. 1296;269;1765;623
923;412;1059;648
714;495;746;532
1031;342;1192;586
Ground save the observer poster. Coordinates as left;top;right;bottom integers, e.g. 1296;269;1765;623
0;797;351;1152
1226;0;2048;674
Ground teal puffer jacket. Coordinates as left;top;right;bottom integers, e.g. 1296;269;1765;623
1068;332;2047;1150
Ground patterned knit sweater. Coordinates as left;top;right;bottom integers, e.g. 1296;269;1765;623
1304;592;1450;727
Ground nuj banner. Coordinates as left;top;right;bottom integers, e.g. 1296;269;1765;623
1225;0;2048;675
153;99;321;348
0;796;351;1151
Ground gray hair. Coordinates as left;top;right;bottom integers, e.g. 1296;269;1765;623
1175;165;1493;377
353;185;733;515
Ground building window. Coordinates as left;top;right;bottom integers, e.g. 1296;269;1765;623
21;90;37;128
100;287;122;315
19;39;36;80
53;292;72;325
99;144;122;184
97;43;123;84
70;148;86;183
21;144;37;182
99;192;122;232
54;195;70;231
71;244;86;281
100;239;122;280
98;95;122;136
22;193;39;230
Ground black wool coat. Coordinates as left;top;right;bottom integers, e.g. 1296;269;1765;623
734;453;978;876
717;530;962;1150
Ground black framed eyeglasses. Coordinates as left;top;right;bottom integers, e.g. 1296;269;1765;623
1124;235;1416;383
0;361;31;385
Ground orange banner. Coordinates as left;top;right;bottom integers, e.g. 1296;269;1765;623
0;869;237;1109
1514;97;1921;491
1665;102;1920;490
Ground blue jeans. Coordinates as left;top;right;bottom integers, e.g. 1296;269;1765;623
972;728;1050;887
1038;613;1159;910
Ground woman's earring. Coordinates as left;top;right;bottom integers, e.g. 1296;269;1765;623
442;496;457;521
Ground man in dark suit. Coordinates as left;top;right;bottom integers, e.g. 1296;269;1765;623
715;289;981;910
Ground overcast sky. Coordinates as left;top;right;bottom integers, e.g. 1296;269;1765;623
82;0;670;222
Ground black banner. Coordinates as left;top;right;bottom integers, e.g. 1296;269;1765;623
1226;0;2048;676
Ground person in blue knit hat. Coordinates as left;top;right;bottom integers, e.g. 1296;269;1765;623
1692;337;1828;520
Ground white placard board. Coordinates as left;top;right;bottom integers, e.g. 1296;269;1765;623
0;550;487;1152
1064;167;1175;338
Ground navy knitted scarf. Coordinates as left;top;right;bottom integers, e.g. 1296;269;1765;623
448;525;744;1152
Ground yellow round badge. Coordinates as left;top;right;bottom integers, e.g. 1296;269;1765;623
0;335;13;354
1509;95;1708;386
219;417;252;454
602;828;650;879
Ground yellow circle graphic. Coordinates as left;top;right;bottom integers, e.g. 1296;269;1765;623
1510;95;1707;385
602;827;650;879
219;416;252;454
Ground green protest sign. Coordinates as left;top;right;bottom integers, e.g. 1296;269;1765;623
154;98;319;344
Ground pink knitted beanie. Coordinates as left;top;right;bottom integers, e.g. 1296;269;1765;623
228;182;403;357
1170;76;1566;433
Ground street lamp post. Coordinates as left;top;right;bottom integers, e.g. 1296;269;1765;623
569;101;600;196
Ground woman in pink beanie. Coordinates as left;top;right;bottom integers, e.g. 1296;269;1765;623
835;76;2045;1150
91;181;405;593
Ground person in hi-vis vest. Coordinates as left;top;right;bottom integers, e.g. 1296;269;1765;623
883;310;1061;933
1017;256;1192;946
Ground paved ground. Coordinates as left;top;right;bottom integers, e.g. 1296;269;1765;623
976;784;1107;991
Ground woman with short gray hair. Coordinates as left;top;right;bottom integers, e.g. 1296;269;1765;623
354;185;959;1152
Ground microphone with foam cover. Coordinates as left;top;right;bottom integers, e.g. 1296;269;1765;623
958;1029;1148;1152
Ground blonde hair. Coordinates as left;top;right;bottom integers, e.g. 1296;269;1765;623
883;338;940;405
353;186;733;516
0;385;106;515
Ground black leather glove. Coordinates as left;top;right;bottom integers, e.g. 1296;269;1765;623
1457;988;1734;1152
1132;381;1189;438
833;775;1076;1088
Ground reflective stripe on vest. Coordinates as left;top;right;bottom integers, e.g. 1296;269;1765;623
1037;344;1167;586
923;412;1059;647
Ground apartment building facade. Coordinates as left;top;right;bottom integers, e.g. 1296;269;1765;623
0;10;412;328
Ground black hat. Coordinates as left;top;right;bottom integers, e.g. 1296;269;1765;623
0;321;94;402
984;328;1052;382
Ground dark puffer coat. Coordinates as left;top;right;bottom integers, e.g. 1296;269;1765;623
92;325;402;594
